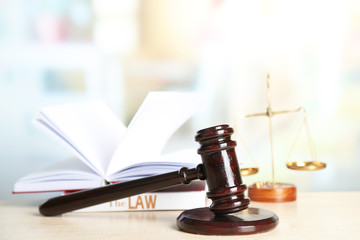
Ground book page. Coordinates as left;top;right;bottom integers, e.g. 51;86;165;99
109;148;202;182
13;157;102;193
36;101;127;176
106;92;203;179
33;118;92;173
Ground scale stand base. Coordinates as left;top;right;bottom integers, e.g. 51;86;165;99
248;182;297;202
177;207;278;235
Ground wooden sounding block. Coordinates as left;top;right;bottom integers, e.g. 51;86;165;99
177;207;278;235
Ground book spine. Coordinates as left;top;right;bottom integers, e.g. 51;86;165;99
75;191;206;212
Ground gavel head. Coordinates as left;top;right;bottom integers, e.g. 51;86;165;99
195;124;250;215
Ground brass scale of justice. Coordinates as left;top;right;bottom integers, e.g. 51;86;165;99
235;74;326;202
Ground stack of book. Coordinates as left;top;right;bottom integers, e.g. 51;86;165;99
14;92;207;211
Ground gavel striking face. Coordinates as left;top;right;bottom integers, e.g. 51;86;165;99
195;124;249;215
39;124;278;235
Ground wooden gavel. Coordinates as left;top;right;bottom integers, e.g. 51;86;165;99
39;124;278;235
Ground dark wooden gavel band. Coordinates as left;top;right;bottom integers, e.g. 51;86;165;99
39;165;205;216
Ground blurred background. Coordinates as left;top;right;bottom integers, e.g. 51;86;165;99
1;0;360;200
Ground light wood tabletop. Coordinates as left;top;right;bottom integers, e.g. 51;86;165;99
1;192;359;240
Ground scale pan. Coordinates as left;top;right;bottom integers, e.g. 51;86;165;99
286;161;326;171
240;167;259;176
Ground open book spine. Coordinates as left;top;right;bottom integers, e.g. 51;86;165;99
73;191;207;212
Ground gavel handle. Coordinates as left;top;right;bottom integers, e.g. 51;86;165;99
39;164;205;216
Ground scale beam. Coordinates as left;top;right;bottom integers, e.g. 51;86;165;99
243;107;305;119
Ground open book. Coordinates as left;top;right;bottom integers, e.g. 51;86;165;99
14;92;205;194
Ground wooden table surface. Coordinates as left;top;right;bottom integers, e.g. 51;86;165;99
1;192;359;240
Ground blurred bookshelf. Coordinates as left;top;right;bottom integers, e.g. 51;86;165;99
0;0;139;200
